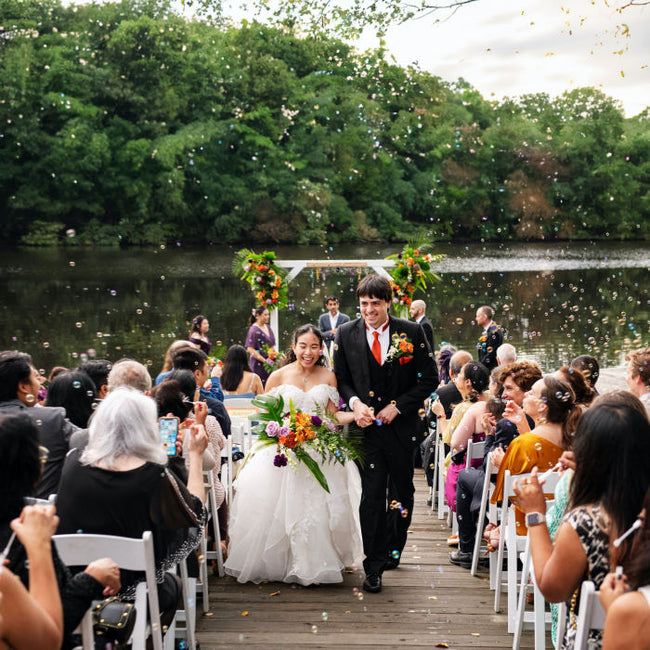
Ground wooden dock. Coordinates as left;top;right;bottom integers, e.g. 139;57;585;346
197;470;536;649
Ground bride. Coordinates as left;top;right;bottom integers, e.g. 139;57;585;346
224;324;363;585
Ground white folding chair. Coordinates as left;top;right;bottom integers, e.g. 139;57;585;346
223;398;258;456
201;470;224;585
54;531;164;650
494;470;561;633
465;439;486;469
573;581;606;650
471;456;498;580
436;429;449;520
165;557;196;650
513;525;554;650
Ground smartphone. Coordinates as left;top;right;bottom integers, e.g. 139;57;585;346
159;417;180;457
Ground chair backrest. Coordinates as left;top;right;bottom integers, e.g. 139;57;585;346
53;531;163;650
573;580;606;650
223;398;258;414
465;439;486;469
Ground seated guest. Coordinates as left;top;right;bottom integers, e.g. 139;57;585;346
107;358;152;393
220;345;263;397
598;485;650;650
489;376;581;538
56;388;208;631
0;412;119;650
514;400;650;649
155;340;193;386
46;370;96;429
570;354;600;394
77;359;112;400
436;343;457;385
556;365;596;408
626;347;650;418
0;351;78;499
435;349;472;421
450;360;542;567
496;343;517;365
0;504;63;650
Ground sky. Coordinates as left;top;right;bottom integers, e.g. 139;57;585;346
353;0;649;117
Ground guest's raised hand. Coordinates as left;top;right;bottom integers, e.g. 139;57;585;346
187;423;209;456
11;505;59;553
503;399;524;424
84;558;121;597
430;397;445;418
512;467;546;514
481;412;496;436
598;572;629;612
558;451;576;474
194;400;208;427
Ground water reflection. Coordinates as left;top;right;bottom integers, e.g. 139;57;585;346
0;242;647;376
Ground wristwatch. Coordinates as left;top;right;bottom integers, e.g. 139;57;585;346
525;512;546;527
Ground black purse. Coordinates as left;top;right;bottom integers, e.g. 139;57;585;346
92;596;136;645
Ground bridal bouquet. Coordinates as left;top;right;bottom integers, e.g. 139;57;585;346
245;394;362;492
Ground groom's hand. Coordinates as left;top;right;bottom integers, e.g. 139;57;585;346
353;401;375;428
376;404;399;425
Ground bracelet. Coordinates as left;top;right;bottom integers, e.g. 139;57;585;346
436;414;446;419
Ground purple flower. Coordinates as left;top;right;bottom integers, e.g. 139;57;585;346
279;425;290;437
274;453;288;467
311;415;322;427
266;421;281;438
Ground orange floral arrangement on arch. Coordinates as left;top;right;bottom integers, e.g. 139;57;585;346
233;249;289;311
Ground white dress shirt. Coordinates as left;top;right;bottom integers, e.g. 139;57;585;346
365;319;391;365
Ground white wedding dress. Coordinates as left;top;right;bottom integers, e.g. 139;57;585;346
224;384;364;585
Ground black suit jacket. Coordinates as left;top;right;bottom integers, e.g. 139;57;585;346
318;312;351;343
477;323;503;371
334;316;439;447
436;381;462;420
417;316;435;354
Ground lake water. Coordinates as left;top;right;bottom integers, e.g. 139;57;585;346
1;241;648;377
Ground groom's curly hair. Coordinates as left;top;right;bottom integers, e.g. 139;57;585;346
356;274;392;302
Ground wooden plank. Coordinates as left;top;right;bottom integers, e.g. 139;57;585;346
197;469;540;648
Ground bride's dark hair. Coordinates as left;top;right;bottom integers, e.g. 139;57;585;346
283;324;327;367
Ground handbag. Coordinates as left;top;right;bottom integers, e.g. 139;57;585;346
151;467;204;529
92;597;136;645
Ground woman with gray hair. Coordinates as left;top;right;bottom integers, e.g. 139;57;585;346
56;387;208;625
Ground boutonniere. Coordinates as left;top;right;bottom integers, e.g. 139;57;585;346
385;332;414;364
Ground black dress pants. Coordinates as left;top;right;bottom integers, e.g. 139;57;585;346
456;466;485;554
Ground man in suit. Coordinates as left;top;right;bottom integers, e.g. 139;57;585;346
409;299;435;352
318;296;350;344
475;305;503;371
334;275;438;593
0;350;79;498
436;349;473;421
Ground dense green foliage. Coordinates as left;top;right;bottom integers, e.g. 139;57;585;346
1;0;649;246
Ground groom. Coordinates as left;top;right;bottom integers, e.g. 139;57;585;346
334;274;438;593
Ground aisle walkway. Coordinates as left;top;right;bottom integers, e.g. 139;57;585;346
196;470;535;649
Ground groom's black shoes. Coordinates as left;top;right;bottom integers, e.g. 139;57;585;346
363;574;383;593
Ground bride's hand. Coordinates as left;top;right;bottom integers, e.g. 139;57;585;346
334;411;356;425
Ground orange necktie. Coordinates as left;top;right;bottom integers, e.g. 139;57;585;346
372;331;382;365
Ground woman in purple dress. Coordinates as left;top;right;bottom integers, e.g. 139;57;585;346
245;306;276;386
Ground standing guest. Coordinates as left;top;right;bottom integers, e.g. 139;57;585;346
245;306;276;387
570;355;600;394
626;347;650;418
220;345;263;397
77;360;112;400
334;274;438;592
475;305;503;371
0;351;78;499
409;299;435;353
188;315;212;355
513;400;650;650
496;343;517;365
318;296;350;345
45;371;96;429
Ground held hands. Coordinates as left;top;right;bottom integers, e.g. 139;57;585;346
84;558;121;597
489;447;505;469
598;572;629;613
11;505;59;554
376;403;399;425
353;401;374;428
512;467;547;514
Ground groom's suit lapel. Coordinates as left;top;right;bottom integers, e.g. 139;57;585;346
351;318;371;396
